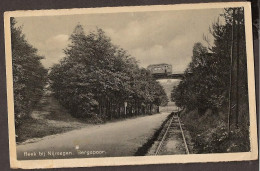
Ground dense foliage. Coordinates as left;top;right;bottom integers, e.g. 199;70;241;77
49;25;168;120
171;8;250;152
11;18;48;127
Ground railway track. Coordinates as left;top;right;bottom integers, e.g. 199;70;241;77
154;114;190;155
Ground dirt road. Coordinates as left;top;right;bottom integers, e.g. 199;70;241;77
17;112;170;160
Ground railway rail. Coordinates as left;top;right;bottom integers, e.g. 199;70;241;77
155;114;190;155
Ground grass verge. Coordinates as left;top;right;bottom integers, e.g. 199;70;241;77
134;112;173;156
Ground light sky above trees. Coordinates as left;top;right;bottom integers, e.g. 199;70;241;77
15;8;223;73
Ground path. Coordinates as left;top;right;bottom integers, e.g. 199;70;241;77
17;112;171;160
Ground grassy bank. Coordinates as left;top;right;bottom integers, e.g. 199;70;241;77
180;105;250;153
134;112;173;156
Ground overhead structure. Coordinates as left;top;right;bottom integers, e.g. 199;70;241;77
147;63;185;79
153;74;184;80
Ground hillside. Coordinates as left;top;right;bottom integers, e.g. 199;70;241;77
157;79;181;112
157;79;181;98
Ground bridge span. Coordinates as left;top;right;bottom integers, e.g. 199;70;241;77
153;74;184;80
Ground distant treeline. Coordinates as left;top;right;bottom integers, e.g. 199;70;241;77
49;25;168;120
11;18;48;127
171;8;250;152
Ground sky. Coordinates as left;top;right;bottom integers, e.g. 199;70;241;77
15;8;224;73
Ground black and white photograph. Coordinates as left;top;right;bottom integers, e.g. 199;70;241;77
4;2;258;169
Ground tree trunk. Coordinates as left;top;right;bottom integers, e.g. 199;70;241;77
118;103;121;118
228;8;236;134
149;103;152;114
235;8;240;128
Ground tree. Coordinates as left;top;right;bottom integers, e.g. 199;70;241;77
49;24;168;121
11;18;48;127
213;8;248;130
171;43;216;114
171;7;249;133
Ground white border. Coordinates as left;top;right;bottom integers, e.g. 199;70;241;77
4;2;258;169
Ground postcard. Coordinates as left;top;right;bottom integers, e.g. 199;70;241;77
4;2;258;169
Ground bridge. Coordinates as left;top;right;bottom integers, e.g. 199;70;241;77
152;73;184;80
